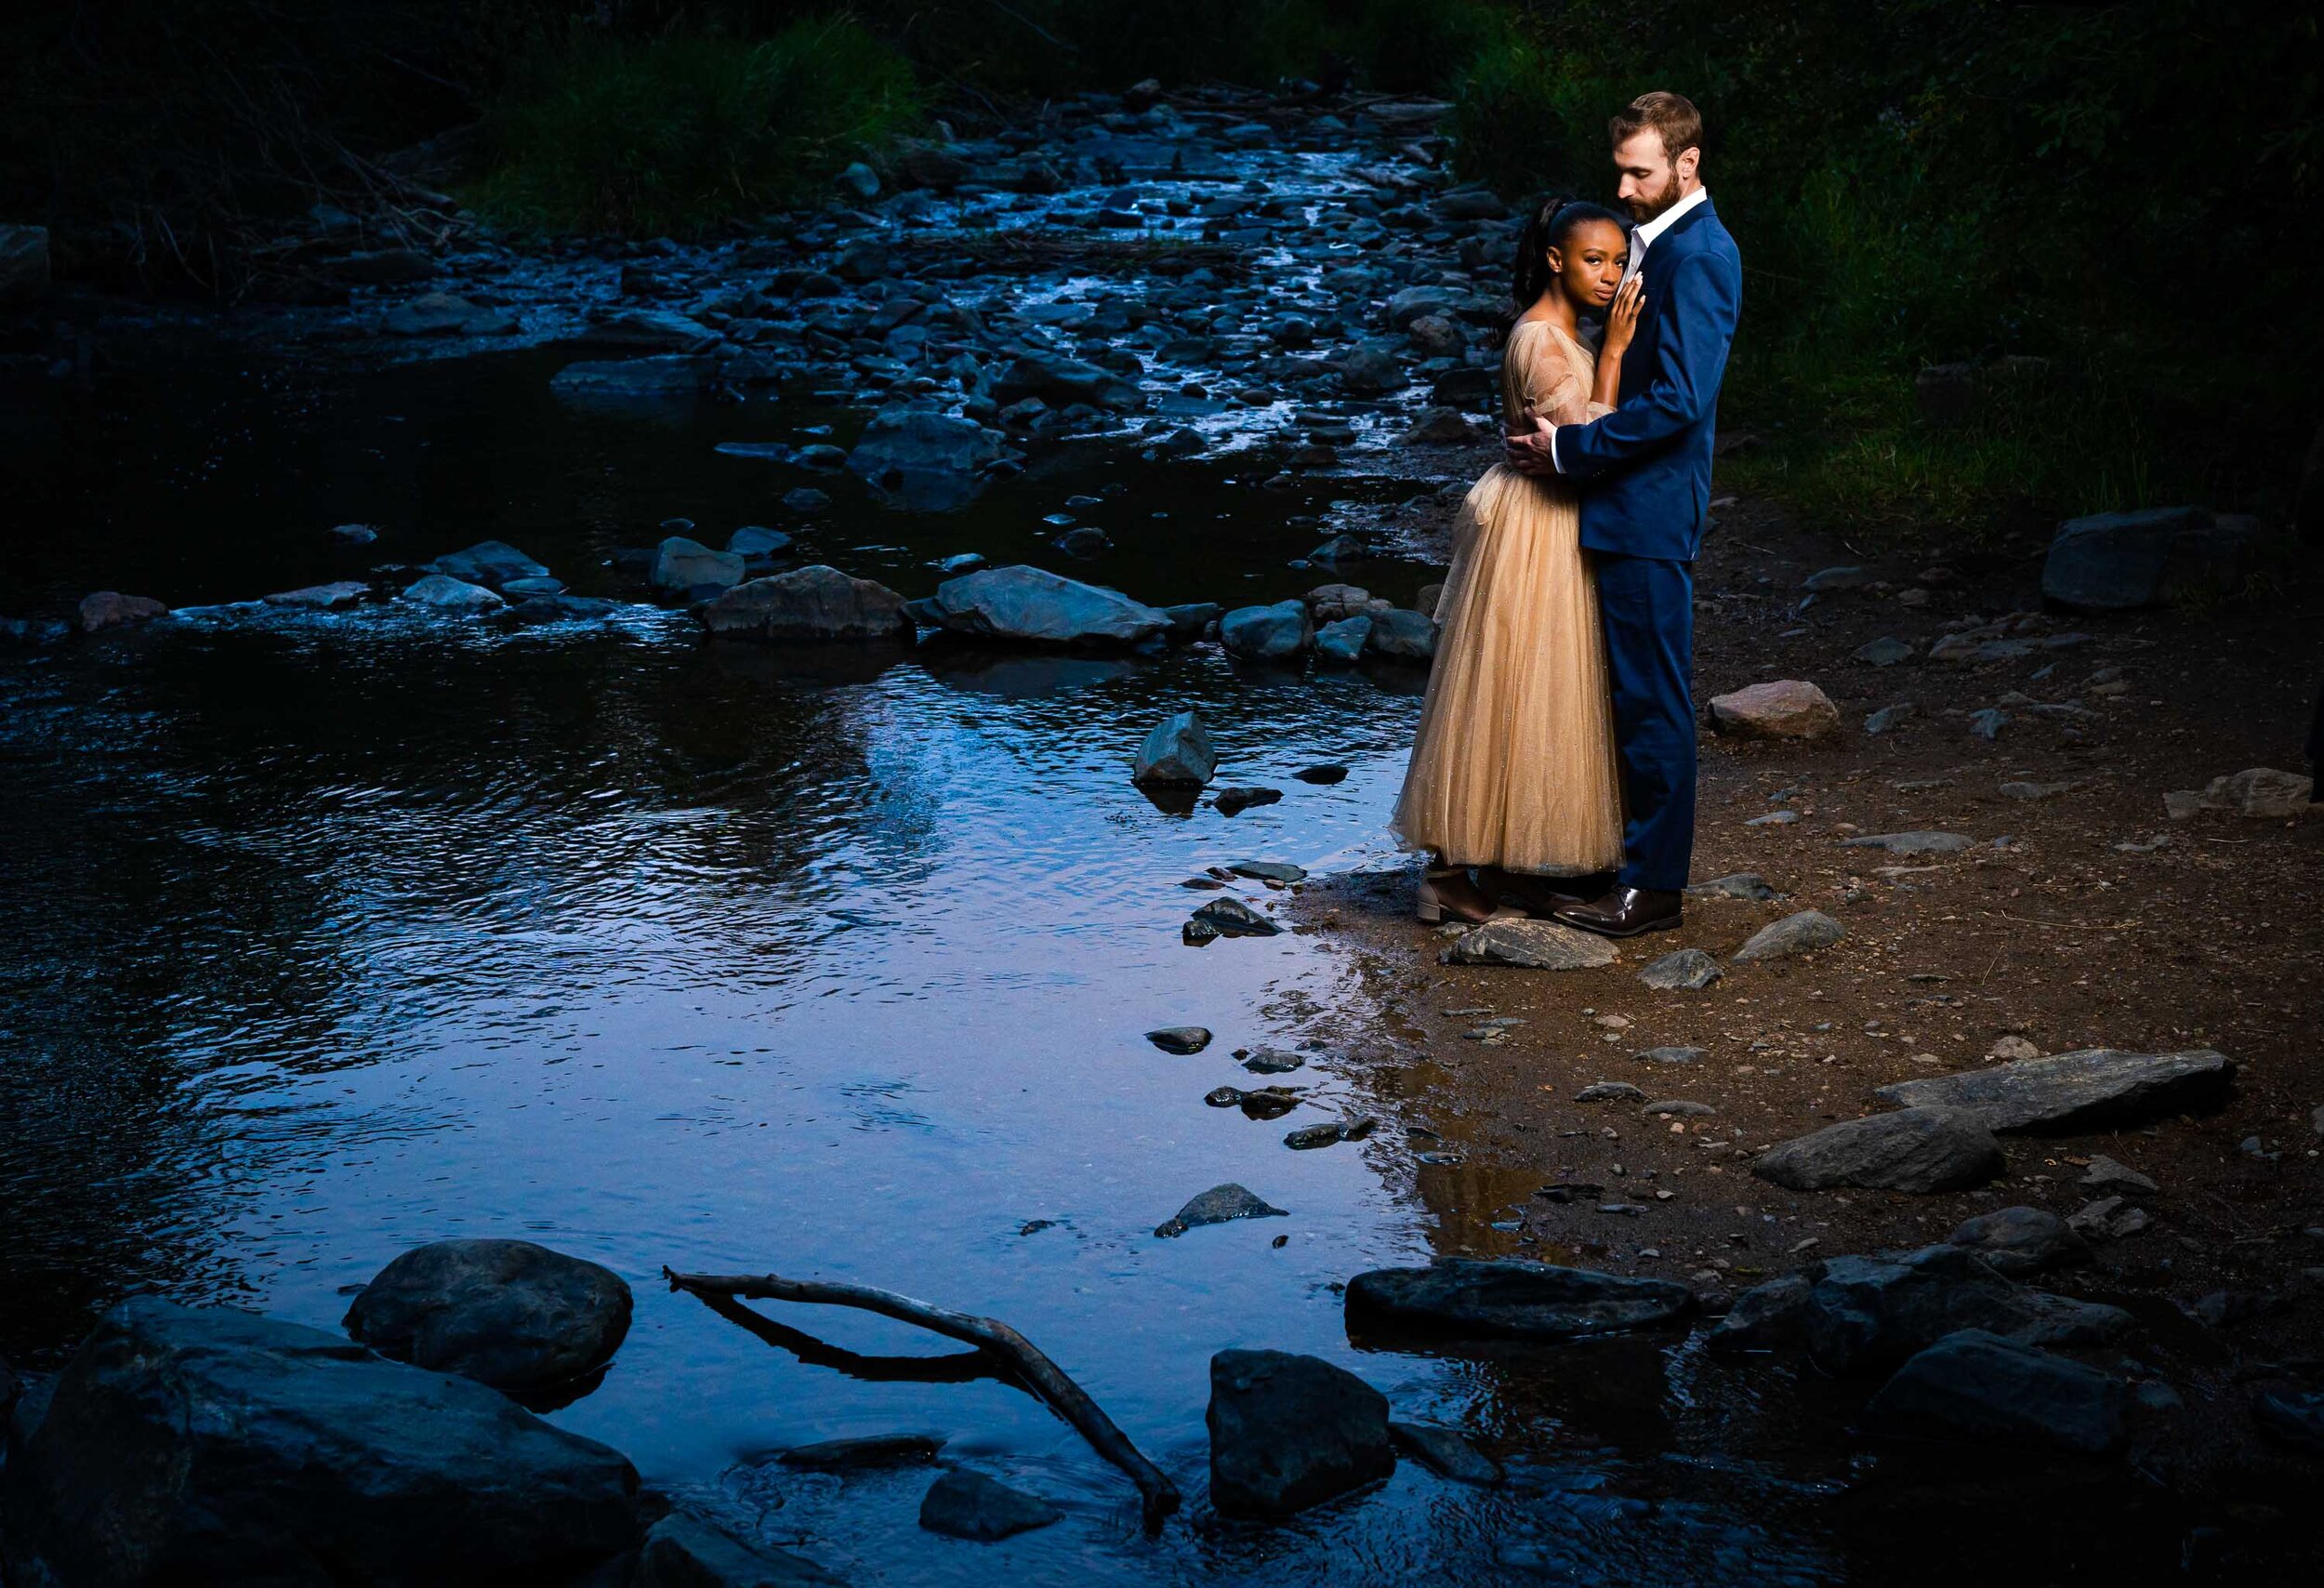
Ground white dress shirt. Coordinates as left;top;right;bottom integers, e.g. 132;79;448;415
1547;184;1710;473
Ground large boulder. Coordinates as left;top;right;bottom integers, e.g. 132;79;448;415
652;536;746;594
1346;1259;1695;1341
0;1297;642;1585
1708;680;1840;739
698;566;911;642
1132;710;1216;787
341;1238;633;1397
1220;600;1314;661
1751;1107;2004;1194
0;224;51;302
2040;506;2258;611
431;540;549;589
991;353;1144;413
1802;1245;2133;1376
927;565;1170;647
1873;1048;2235;1133
1208;1349;1393;1518
1861;1329;2127;1455
1439;919;1618;971
637;1513;844;1586
845;410;1010;511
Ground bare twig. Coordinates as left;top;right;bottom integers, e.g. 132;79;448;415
664;1266;1182;1530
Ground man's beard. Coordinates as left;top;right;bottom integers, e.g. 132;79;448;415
1625;171;1682;223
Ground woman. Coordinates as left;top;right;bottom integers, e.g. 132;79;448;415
1393;197;1643;924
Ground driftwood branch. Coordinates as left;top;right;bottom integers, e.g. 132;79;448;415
665;1267;1182;1530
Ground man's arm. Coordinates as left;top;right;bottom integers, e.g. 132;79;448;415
1552;250;1740;484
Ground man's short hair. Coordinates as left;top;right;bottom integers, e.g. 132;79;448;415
1610;92;1704;162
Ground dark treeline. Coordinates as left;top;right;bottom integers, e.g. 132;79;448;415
3;0;2316;536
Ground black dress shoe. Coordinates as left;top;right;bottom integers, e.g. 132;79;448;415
1551;886;1684;938
1488;868;1616;915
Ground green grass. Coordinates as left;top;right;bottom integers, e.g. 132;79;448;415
469;18;919;237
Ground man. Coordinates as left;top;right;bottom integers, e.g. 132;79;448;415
1504;91;1742;936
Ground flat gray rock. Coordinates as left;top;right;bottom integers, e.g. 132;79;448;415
1946;1206;2090;1277
1686;873;1778;901
1752;1107;2002;1194
1638;948;1722;990
1208;1349;1393;1518
1862;1329;2126;1455
1643;1099;1716;1118
1732;909;1847;963
1345;1258;1695;1340
2040;505;2255;612
1229;860;1307;883
342;1237;633;1396
1440;919;1618;971
1192;896;1280;937
1873;1048;2235;1133
1;1298;641;1585
639;1514;844;1585
917;1470;1061;1541
1841;831;1977;855
401;573;504;612
1388;1422;1500;1486
1636;1046;1706;1065
652;536;745;594
1155;1183;1286;1238
1577;1081;1645;1103
927;565;1170;648
1854;636;1913;667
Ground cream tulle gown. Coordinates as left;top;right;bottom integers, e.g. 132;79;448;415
1392;319;1625;876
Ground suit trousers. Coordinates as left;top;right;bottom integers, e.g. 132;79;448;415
1592;552;1697;892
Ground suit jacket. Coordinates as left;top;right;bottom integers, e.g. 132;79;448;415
1557;196;1742;562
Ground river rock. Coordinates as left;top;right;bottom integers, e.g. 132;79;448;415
1841;830;1977;856
1854;636;1913;667
1192;896;1279;936
925;565;1170;647
1220;600;1314;660
652;536;746;594
1687;872;1778;901
1732;909;1846;963
401;573;504;612
918;1470;1061;1541
845;409;1009;511
264;581;370;611
1578;1081;1645;1103
2165;766;2315;819
1155;1183;1286;1238
1132;710;1216;787
728;525;793;560
1240;1048;1303;1075
1230;861;1306;882
432;539;549;588
993;352;1144;413
1365;608;1438;660
1314;615;1372;663
1145;1026;1211;1054
551;355;716;398
1304;583;1372;621
639;1513;843;1586
1707;680;1840;739
2080;1155;2159;1194
380;291;513;337
2252;1387;2324;1455
341;1238;633;1396
2040;505;2257;611
1638;948;1722;990
776;1433;944;1470
1707;1272;1814;1356
577;309;720;353
1389;1423;1499;1486
1208;1349;1393;1519
1636;1046;1706;1065
1947;1206;2090;1277
0;224;51;302
75;590;169;633
1338;343;1405;395
1802;1244;2133;1376
1345;1259;1695;1340
0;1297;641;1585
1861;1329;2127;1455
1873;1047;2235;1133
1752;1107;2003;1194
674;566;901;640
1441;919;1617;971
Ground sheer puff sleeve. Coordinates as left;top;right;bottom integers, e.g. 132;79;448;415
1513;326;1612;427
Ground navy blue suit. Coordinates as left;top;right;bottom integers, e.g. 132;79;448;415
1555;195;1741;891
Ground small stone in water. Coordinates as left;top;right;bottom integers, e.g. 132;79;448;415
1240;1048;1304;1075
1294;765;1349;785
1229;860;1307;883
1182;919;1221;946
1146;1026;1212;1054
1214;787;1285;816
1193;896;1280;936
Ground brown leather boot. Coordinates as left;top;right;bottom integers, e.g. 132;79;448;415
1551;885;1684;938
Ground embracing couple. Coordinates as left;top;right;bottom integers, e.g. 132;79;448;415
1394;91;1741;938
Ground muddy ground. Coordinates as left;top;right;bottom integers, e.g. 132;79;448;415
1291;459;2324;1492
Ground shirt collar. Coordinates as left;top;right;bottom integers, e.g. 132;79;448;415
1633;184;1710;251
